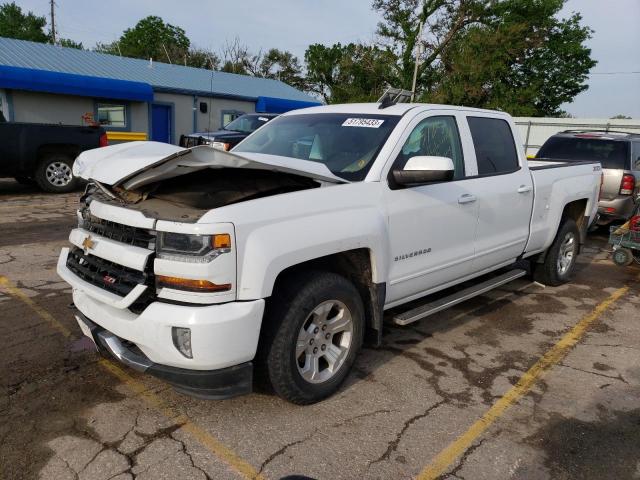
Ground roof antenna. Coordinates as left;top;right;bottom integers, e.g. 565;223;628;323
162;43;172;64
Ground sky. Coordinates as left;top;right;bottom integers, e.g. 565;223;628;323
15;0;640;118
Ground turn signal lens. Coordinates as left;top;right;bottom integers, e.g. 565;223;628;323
156;275;231;292
212;234;231;249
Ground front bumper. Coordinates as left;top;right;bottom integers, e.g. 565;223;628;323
77;312;253;399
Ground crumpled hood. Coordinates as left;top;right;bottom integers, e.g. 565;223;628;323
73;141;348;190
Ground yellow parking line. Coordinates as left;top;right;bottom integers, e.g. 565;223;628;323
0;275;264;480
417;284;629;480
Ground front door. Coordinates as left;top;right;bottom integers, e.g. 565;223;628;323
151;104;172;143
384;113;479;306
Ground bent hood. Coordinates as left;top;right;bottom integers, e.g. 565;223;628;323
73;141;347;190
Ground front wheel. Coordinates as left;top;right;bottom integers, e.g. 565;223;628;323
258;271;365;404
34;153;78;193
533;218;580;286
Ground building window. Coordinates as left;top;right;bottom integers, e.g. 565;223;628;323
97;103;127;128
221;110;244;128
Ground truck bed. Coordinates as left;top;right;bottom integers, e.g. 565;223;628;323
525;158;601;256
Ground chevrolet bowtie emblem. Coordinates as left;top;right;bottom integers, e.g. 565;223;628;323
82;235;95;253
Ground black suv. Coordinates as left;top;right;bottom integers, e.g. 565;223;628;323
179;113;278;151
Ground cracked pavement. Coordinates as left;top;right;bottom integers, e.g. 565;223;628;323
1;178;639;480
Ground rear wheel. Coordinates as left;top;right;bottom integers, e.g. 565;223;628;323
35;153;78;193
533;218;580;286
258;271;364;404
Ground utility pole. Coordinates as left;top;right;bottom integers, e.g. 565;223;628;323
49;0;56;44
410;21;424;102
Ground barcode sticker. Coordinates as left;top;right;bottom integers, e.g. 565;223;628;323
342;118;385;128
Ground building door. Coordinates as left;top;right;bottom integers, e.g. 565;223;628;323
151;104;172;143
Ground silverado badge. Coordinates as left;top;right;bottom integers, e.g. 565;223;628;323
82;235;95;254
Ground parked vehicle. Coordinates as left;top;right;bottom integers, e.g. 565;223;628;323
0;113;107;193
179;113;278;150
58;103;601;404
536;131;640;225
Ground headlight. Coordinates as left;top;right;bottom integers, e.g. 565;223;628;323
212;141;231;151
157;232;231;263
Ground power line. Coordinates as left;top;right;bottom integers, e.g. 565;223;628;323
588;71;640;75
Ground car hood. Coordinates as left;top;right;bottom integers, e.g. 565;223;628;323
73;141;348;189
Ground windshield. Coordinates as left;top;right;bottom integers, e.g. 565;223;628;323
537;137;630;170
224;115;273;134
234;113;400;181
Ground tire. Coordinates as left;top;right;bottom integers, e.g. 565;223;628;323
612;247;634;267
14;176;35;185
533;218;580;286
258;271;365;405
34;153;78;193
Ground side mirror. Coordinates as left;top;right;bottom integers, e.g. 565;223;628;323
392;156;455;186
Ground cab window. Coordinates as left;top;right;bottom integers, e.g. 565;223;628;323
467;117;519;175
395;116;465;180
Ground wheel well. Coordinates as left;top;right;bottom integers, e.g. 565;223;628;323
562;198;589;242
270;249;384;346
37;144;80;164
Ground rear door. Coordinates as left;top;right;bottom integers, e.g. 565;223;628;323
462;115;534;273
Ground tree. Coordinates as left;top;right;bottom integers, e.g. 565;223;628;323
372;0;488;90
305;43;396;103
96;16;190;62
0;2;48;42
58;38;83;50
611;114;632;119
256;49;306;90
184;47;220;69
427;0;596;115
372;0;596;116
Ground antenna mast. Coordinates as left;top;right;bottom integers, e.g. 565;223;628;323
49;0;56;44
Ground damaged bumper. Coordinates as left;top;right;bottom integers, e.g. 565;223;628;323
77;311;254;399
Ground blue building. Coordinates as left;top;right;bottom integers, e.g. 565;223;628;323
0;37;320;144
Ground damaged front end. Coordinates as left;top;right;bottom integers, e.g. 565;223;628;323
74;141;345;222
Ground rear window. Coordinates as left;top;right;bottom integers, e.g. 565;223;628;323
467;117;519;175
537;137;630;170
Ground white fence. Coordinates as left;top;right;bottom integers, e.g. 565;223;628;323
513;117;640;157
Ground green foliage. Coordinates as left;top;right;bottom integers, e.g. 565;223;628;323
258;49;307;91
426;0;596;115
58;38;83;50
611;114;632;119
96;16;190;62
305;43;396;103
0;2;48;42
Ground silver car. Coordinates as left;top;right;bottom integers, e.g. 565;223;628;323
537;131;640;225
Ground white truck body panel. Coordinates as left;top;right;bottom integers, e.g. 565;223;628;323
58;102;601;379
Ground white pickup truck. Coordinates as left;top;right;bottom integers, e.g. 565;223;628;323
57;103;602;404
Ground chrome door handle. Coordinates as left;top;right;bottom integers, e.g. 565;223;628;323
517;185;533;193
458;194;477;204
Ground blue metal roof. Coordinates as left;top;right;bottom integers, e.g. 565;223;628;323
0;37;318;103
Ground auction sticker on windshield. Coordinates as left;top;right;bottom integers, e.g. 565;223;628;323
342;118;385;128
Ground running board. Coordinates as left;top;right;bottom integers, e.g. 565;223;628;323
392;269;528;326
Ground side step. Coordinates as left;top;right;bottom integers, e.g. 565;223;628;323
392;269;528;326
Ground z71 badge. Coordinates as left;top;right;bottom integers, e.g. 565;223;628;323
395;248;431;262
